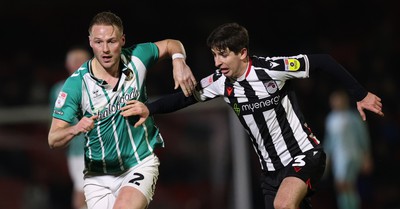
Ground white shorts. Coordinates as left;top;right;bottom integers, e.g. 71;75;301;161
83;154;160;209
67;154;85;192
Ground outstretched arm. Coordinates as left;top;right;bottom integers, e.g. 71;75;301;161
120;92;198;127
155;39;197;97
147;92;197;115
308;54;384;120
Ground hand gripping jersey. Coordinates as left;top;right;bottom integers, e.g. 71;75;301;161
195;54;320;172
53;43;164;174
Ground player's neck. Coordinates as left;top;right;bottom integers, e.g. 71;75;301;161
91;58;120;88
92;58;120;79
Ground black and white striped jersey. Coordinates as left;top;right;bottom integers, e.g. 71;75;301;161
195;54;320;171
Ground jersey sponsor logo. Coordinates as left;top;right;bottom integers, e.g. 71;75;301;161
233;103;240;116
264;81;278;94
96;89;140;120
233;95;281;115
285;58;301;71
55;91;67;108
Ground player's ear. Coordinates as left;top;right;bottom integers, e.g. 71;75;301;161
88;36;93;48
240;48;248;59
121;34;126;47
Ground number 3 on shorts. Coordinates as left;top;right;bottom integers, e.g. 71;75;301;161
292;155;306;167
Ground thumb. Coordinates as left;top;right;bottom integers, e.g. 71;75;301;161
134;117;146;128
91;115;99;120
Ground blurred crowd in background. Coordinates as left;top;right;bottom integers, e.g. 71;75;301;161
0;0;399;208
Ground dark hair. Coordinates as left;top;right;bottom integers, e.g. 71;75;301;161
88;11;124;35
206;22;249;54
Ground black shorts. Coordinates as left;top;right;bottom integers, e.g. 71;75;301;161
260;147;326;209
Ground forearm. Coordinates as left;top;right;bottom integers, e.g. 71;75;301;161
308;54;368;101
48;123;78;149
166;39;186;57
156;39;186;60
155;39;196;97
147;91;197;115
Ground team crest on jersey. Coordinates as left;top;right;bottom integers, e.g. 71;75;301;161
55;91;67;108
264;81;278;94
285;58;300;71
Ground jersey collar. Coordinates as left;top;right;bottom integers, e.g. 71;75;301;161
88;59;134;87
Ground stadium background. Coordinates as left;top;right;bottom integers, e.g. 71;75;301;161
0;0;399;208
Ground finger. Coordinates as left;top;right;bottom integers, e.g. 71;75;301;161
188;80;195;91
376;109;384;117
120;109;133;117
181;85;190;97
184;81;195;93
192;79;197;88
134;117;146;128
91;115;99;120
174;80;179;90
359;109;366;121
126;100;137;105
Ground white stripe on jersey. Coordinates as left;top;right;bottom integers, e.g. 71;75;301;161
263;108;293;167
127;56;146;88
243;114;275;171
282;97;317;151
94;122;107;173
125;119;141;162
142;125;154;153
112;117;125;171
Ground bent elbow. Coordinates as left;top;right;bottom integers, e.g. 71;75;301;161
48;138;56;149
48;133;58;149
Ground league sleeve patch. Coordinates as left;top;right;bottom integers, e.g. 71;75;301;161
285;58;301;71
55;91;68;108
200;74;214;88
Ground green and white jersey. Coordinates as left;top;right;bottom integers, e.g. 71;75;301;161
52;43;164;175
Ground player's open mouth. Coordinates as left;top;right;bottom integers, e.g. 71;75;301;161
220;68;229;74
103;56;112;62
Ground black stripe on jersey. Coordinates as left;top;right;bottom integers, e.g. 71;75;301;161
274;84;302;157
285;84;320;147
254;61;306;160
252;69;286;169
225;79;269;170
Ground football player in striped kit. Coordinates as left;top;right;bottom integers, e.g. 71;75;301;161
130;22;384;209
48;11;196;209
